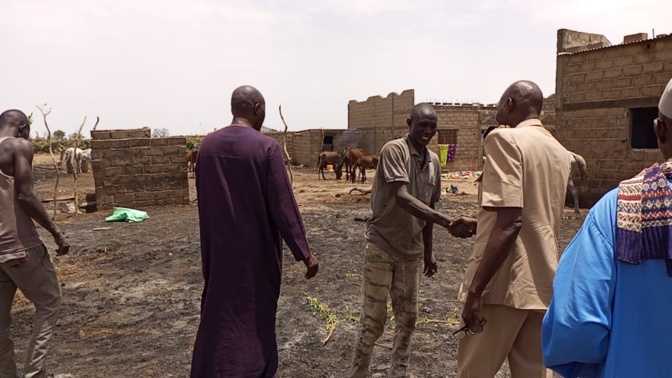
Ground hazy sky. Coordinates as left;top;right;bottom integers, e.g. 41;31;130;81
2;0;670;136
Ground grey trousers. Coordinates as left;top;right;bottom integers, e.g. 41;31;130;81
0;244;62;378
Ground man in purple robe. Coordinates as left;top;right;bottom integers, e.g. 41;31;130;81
190;85;319;378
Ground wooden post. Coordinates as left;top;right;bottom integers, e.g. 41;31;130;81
36;104;59;220
278;106;294;186
71;116;87;217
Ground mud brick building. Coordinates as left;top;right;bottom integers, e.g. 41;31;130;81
90;128;189;209
263;129;351;166
555;29;672;205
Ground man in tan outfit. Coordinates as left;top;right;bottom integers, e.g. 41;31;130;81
0;109;69;378
349;103;456;378
450;81;571;377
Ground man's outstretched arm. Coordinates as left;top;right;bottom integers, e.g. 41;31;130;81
13;138;69;254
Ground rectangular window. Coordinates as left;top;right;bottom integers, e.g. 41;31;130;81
631;107;658;149
438;129;457;144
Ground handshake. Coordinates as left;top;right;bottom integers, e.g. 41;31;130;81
442;216;477;238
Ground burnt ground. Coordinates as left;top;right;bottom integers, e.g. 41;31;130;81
8;155;585;377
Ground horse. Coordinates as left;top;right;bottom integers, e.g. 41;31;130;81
355;155;379;183
316;151;342;180
567;151;588;217
336;147;366;183
186;148;198;178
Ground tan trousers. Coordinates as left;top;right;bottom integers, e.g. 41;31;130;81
457;304;553;378
0;244;62;378
349;242;420;378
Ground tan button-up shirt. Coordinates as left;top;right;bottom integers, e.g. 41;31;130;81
367;136;442;259
458;119;571;310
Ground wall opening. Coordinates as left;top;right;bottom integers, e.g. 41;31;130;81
322;136;334;151
630;107;658;149
438;129;457;144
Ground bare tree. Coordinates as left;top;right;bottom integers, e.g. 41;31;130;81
36;104;60;219
152;128;170;138
278;106;294;186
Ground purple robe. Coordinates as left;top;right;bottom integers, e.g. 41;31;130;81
191;125;311;378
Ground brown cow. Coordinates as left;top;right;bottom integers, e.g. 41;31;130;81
186;148;198;178
355;155;379;183
336;147;366;183
316;151;342;180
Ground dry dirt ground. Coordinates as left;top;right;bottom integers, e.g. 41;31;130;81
8;155;585;377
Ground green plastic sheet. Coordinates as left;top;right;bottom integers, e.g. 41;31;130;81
105;207;149;223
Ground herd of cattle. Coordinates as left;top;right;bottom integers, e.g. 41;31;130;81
317;147;379;183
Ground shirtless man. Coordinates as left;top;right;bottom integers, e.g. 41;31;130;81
0;109;69;378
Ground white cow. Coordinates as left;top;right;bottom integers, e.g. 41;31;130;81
59;147;88;174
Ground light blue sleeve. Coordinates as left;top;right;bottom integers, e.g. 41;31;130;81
542;189;618;378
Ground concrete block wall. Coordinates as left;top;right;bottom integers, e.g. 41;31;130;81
90;129;189;209
290;129;349;166
433;105;498;171
556;32;672;205
348;90;415;154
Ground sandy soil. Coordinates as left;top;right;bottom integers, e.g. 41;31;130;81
7;155;584;377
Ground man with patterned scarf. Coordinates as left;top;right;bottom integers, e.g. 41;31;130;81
542;77;672;378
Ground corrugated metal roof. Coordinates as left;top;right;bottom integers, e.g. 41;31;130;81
559;33;672;56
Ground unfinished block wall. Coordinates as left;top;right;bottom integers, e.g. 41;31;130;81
348;90;415;154
556;30;672;205
291;130;350;166
90;128;189;209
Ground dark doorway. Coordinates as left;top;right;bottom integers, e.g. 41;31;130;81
631;107;658;149
322;136;334;151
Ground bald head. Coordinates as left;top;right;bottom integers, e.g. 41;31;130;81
496;80;544;127
230;85;266;130
410;103;437;122
0;109;30;139
0;110;29;128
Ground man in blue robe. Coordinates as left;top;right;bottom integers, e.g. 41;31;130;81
542;78;672;377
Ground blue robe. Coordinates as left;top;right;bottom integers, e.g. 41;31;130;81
191;125;311;378
542;182;672;377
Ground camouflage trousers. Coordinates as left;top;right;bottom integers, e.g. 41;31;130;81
349;242;420;378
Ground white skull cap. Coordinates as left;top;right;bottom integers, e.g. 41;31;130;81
660;78;672;119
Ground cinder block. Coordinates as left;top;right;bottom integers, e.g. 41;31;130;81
654;49;672;62
632;75;654;87
130;139;151;147
614;56;634;67
623;66;643;76
91;140;113;149
91;131;111;140
114;193;134;204
125;165;144;175
141;148;163;157
604;69;623;79
104;167;124;177
643;62;665;74
642;85;664;97
654;73;672;84
150;156;171;164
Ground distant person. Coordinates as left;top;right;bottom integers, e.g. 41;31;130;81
542;78;672;377
349;103;455;377
190;86;319;377
0;109;70;378
450;81;570;377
